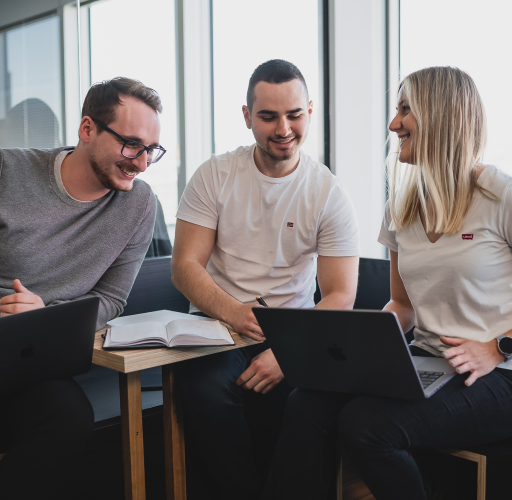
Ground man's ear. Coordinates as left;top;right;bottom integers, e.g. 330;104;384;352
308;100;313;122
78;116;95;144
242;105;252;129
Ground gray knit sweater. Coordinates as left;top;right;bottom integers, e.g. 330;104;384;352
0;147;157;329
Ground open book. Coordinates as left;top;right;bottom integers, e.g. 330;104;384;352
103;310;234;349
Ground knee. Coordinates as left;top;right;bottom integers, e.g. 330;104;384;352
338;399;398;458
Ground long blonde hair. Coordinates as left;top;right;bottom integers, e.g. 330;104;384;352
387;67;488;233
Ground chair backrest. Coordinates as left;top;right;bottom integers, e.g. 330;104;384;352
125;256;391;316
354;257;391;310
121;257;190;316
314;257;391;309
354;257;415;343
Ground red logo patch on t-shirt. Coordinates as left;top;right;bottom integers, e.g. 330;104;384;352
462;234;474;240
287;222;294;228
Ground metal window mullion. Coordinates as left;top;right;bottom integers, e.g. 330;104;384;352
76;0;82;111
58;6;67;146
175;0;187;201
321;0;330;169
209;0;215;154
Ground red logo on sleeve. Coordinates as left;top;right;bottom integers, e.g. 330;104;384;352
287;222;294;228
462;234;474;240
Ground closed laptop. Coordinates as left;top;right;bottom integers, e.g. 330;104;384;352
0;297;99;395
253;308;455;399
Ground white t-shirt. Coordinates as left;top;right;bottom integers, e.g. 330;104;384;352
378;165;512;370
54;150;88;203
177;144;360;312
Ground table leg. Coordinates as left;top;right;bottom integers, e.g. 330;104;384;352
119;371;146;500
162;364;187;500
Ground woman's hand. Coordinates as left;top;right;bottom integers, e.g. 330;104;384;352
440;336;505;387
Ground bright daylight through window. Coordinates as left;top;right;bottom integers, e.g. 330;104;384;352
401;0;512;174
90;0;178;241
212;0;323;163
0;16;62;149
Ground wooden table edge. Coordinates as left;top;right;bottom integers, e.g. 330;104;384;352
92;327;261;373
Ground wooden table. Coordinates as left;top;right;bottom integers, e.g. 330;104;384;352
93;328;258;500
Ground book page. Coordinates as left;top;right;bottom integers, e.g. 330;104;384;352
110;321;167;344
108;310;193;327
167;319;233;344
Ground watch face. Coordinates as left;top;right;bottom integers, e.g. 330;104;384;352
500;336;512;355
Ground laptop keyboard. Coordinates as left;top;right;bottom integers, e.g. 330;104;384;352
418;371;445;389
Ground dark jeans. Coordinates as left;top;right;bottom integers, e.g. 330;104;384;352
0;378;94;500
261;348;512;500
178;341;293;500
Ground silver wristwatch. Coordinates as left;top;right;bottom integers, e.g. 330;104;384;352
496;335;512;361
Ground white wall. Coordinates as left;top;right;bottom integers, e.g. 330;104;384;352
329;0;390;259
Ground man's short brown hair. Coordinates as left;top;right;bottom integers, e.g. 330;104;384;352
81;77;163;127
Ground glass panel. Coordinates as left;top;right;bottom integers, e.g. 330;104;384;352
0;16;62;148
89;0;178;244
212;0;322;163
400;0;512;174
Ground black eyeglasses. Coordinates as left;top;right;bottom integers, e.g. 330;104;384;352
91;118;166;164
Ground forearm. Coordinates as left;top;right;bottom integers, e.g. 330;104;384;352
314;290;355;310
172;258;242;324
383;299;415;333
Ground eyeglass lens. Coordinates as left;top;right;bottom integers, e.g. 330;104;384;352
122;141;165;163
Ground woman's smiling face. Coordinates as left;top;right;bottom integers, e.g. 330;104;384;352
389;89;417;164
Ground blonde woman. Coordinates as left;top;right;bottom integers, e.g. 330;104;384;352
261;67;512;500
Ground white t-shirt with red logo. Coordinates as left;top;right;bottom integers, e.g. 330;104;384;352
378;165;512;369
176;144;360;312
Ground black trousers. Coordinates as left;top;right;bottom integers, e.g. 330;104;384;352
0;378;94;500
261;348;512;500
179;341;293;500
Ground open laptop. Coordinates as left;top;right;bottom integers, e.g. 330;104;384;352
253;308;456;399
0;297;99;395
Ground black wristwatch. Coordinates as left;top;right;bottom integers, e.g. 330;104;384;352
496;335;512;361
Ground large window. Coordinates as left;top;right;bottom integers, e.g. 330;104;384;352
212;0;323;163
90;0;179;239
400;0;512;174
0;15;62;149
0;0;328;246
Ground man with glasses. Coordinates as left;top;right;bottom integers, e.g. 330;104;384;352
0;77;163;499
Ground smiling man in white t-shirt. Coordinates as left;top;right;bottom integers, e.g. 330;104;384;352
172;59;359;500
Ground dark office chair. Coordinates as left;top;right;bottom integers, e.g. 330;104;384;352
354;257;391;309
121;256;189;316
314;257;390;309
144;198;173;259
354;257;414;343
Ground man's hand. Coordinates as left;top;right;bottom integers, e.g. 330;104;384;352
441;336;505;387
227;303;266;341
236;348;284;394
0;279;45;316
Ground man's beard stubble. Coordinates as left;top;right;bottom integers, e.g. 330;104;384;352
260;135;302;162
89;156;133;192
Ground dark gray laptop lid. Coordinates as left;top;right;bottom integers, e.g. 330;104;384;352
253;308;426;400
0;297;99;395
